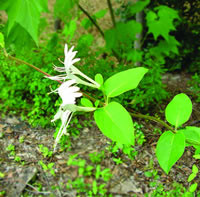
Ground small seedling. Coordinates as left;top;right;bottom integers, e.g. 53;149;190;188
0;132;4;138
6;144;15;156
38;144;53;158
19;136;25;143
14;156;21;162
113;157;123;165
38;160;55;176
89;151;105;164
0;171;5;178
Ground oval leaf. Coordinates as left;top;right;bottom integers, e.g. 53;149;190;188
94;102;134;145
165;93;192;128
156;131;185;174
95;73;104;86
104;67;148;98
188;173;196;182
189;183;198;193
180;126;200;146
81;98;93;107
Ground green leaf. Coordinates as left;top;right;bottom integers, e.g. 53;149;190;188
193;154;200;159
189;183;198;193
192;164;198;174
144;171;153;178
180;126;200;146
54;0;76;18
146;6;180;40
105;21;142;54
81;98;93;108
156;130;185;174
95;73;104;86
104;67;148;97
130;0;150;14
63;18;77;42
0;32;5;48
188;173;197;182
165;93;192;128
150;36;180;58
94;102;134;145
5;0;48;45
94;9;107;19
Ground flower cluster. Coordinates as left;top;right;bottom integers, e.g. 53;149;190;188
48;44;98;151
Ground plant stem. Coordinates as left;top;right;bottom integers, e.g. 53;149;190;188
78;4;105;38
7;55;61;80
78;3;121;62
128;109;174;132
4;51;174;132
107;0;116;27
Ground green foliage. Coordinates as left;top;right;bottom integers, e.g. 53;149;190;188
105;20;142;57
146;5;180;40
181;127;200;146
94;102;134;146
0;32;5;48
0;47;60;127
81;9;107;30
103;67;148;98
39;160;55;176
0;0;48;48
54;0;76;20
66;154;112;196
129;0;150;15
165;93;192;129
156;130;185;174
38;144;53;158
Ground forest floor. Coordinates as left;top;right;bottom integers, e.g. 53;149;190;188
1;73;200;197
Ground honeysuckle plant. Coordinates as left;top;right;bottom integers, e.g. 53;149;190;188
1;32;200;175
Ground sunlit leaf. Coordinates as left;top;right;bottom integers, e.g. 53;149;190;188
156;130;185;174
104;67;148;97
165;93;192;128
180;126;200;146
81;98;93;107
94;102;134;145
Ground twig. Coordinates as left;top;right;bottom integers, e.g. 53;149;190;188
7;55;62;84
78;4;104;38
78;3;121;62
26;184;51;195
107;0;116;27
128;109;174;132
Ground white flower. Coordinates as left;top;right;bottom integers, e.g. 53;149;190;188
58;79;82;106
52;108;73;152
51;79;82;151
64;44;80;71
48;43;100;89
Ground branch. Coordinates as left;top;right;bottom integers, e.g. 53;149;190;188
78;3;121;62
78;4;105;38
128;109;174;132
107;0;116;27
